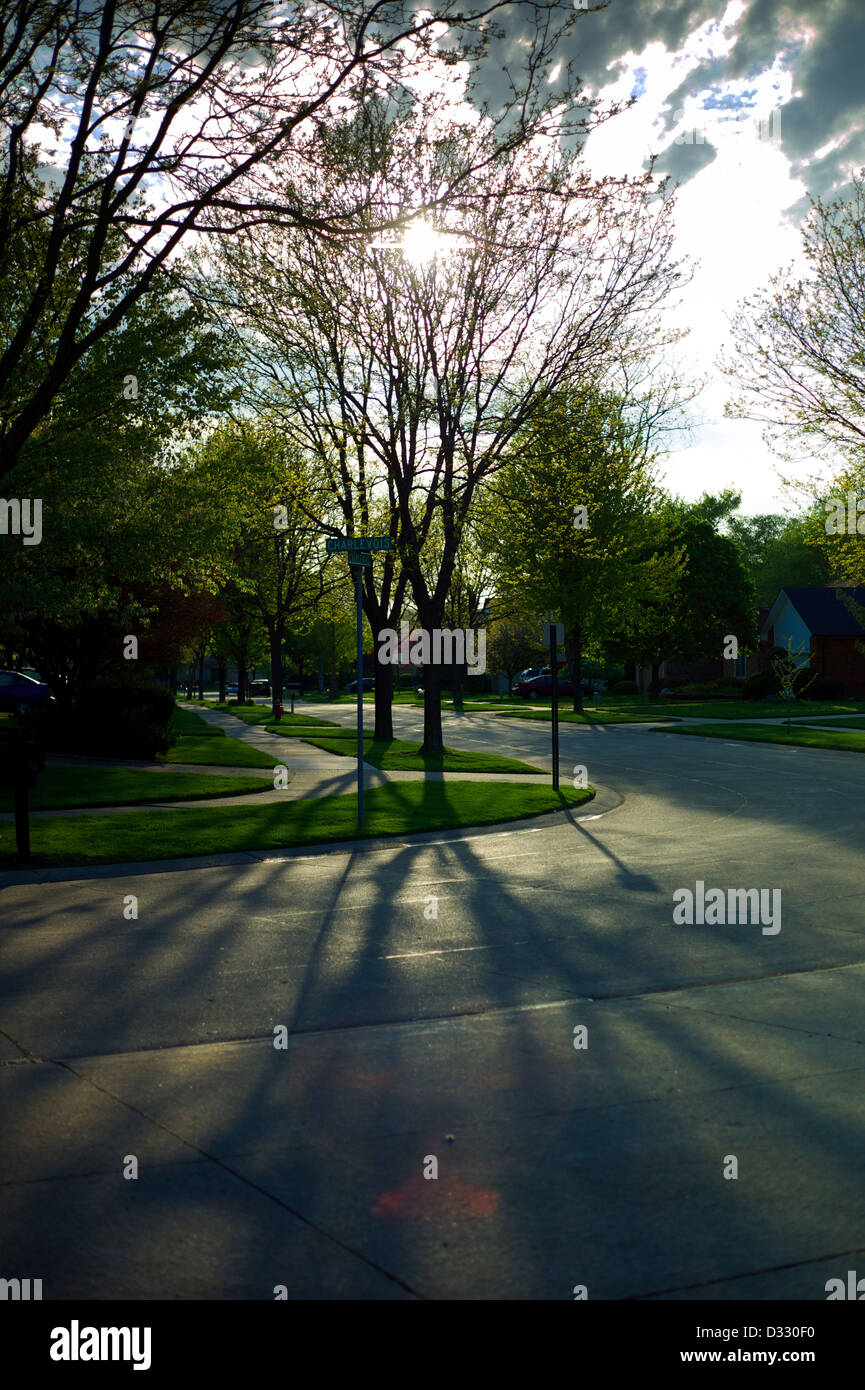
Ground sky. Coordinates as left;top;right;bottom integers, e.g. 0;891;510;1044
28;0;863;520
480;0;865;516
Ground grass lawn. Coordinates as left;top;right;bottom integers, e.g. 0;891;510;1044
795;716;865;730
622;697;857;720
296;734;542;772
170;707;226;738
264;723;352;737
653;722;865;753
195;700;338;728
0;781;595;868
160;737;279;768
490;705;676;724
0;765;271;811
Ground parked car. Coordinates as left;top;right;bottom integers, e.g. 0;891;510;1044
248;679;271;696
345;677;376;692
0;669;54;714
514;672;575;699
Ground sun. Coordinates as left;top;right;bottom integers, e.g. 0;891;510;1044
401;218;457;264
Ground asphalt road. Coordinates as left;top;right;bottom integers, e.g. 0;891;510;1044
1;704;864;1300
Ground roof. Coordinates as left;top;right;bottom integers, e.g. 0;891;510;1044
763;585;865;638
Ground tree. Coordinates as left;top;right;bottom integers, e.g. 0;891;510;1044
199;97;686;749
0;276;239;695
486;610;543;695
0;0;586;480
484;388;665;711
723;169;865;466
189;422;331;711
618;494;757;690
725;512;831;606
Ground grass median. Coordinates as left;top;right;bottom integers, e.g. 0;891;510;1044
289;733;542;772
0;765;271;812
653;723;865;753
0;781;595;868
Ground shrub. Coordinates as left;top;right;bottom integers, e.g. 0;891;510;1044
43;678;177;759
801;675;845;701
464;673;492;695
611;679;639;695
744;670;780;700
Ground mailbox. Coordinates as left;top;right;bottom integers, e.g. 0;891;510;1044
0;728;44;859
0;729;43;787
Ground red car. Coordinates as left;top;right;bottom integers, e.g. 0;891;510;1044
514;672;575;699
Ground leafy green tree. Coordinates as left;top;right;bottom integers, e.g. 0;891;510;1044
188;423;333;708
484;388;665;711
617;495;757;690
725;512;831;605
0;276;239;696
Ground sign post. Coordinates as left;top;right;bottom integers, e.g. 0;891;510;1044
326;535;393;828
542;621;564;791
0;729;44;862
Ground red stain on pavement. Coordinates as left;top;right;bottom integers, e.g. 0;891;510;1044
371;1174;499;1221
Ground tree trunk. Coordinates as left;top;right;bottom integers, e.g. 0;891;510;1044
197;645;205;701
451;661;464;710
217;659;226;704
268;625;284;717
237;661;247;703
329;624;338;695
421;661;444;755
374;654;394;741
569;625;584;712
318;654;324;692
651;659;662;695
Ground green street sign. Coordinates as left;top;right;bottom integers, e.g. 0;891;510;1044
348;552;372;567
326;535;392;553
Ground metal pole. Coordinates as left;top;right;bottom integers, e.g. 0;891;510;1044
14;775;30;860
550;629;559;791
356;564;364;827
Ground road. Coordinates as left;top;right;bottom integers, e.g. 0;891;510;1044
1;703;864;1299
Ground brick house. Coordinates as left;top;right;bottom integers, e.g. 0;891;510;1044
760;585;865;697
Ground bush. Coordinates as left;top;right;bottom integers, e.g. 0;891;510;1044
744;670;780;700
658;677;689;690
43;678;177;759
464;673;492;695
610;679;639;695
801;674;845;701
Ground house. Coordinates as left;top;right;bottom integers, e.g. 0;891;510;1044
634;606;770;694
761;585;865;697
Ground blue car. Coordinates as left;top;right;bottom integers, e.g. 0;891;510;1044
0;669;54;715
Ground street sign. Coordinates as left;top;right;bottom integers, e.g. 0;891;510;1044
322;529;389;830
326;536;392;553
542;621;564;646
